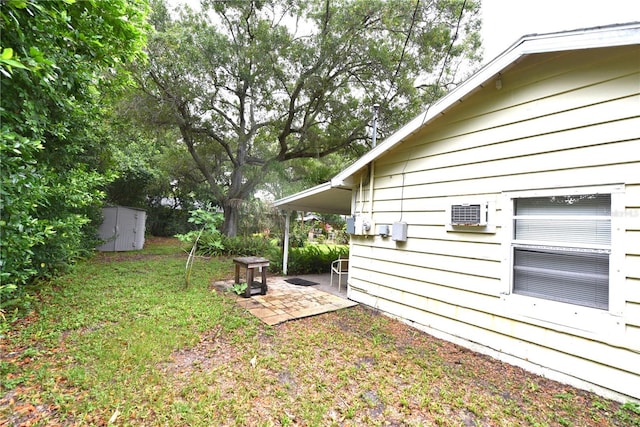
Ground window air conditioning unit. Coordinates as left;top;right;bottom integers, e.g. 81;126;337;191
450;203;488;226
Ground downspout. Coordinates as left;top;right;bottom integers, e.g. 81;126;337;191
369;104;380;216
369;163;374;215
359;175;364;214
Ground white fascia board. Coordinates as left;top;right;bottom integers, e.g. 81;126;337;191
517;23;640;55
331;22;640;188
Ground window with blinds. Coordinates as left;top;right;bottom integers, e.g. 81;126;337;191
512;194;611;310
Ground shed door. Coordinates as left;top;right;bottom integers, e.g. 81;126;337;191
96;207;118;251
114;208;143;251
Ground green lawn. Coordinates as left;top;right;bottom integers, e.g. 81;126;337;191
1;238;638;426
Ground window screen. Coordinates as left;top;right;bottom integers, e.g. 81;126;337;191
512;194;611;310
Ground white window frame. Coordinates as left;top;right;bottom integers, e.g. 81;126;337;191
501;185;624;335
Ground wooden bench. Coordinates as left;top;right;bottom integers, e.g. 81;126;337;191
233;256;269;298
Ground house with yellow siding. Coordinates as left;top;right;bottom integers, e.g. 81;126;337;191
275;22;640;402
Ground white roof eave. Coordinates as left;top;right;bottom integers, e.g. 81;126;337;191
273;182;353;215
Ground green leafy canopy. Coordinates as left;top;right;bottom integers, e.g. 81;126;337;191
129;0;482;236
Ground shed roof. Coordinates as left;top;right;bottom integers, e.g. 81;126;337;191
274;22;640;213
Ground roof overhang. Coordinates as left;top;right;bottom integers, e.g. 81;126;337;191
273;182;352;215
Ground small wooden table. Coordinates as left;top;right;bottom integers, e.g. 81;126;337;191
233;256;269;298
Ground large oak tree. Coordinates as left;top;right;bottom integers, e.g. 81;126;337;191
134;0;481;236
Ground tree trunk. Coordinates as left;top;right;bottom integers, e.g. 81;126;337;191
221;199;240;237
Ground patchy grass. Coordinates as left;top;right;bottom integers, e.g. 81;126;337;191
1;238;639;426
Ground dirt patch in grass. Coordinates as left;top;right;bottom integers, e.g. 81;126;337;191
159;328;227;378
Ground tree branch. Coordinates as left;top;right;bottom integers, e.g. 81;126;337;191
179;125;225;202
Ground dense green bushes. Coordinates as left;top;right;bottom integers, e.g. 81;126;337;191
176;207;348;275
220;236;277;258
0;0;147;311
145;206;193;237
272;245;349;275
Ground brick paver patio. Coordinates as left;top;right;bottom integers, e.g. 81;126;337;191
214;277;357;325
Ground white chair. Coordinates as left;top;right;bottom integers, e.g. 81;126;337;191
330;257;349;292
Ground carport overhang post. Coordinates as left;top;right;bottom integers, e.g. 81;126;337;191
282;211;290;275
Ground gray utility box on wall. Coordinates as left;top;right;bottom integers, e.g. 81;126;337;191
392;221;408;242
97;206;146;252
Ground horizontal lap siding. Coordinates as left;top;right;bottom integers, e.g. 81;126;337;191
356;237;503;263
627;302;640;327
349;277;636;372
627;232;640;255
371;96;639;195
380;96;639;171
350;290;640;399
372;164;638;200
349;45;640;399
626;185;640;331
378;134;638;189
628;279;640;304
627;254;640;332
350;245;502;294
627;325;640;352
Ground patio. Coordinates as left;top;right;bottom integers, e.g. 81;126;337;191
213;273;357;325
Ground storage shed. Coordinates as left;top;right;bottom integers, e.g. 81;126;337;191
275;23;640;402
97;206;146;252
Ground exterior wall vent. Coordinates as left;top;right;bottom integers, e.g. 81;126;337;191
451;203;487;226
